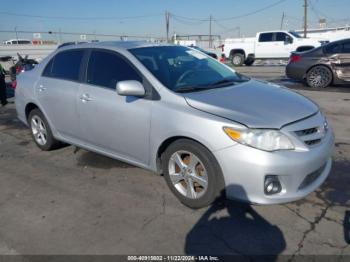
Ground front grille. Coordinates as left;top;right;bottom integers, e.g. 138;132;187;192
298;163;327;190
294;123;327;147
295;127;318;136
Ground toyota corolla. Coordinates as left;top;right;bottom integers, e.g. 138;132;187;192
15;42;334;208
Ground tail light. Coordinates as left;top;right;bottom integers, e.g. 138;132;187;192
16;66;23;74
290;54;302;63
11;80;17;89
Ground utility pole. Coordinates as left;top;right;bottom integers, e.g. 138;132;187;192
14;26;18;42
280;12;285;30
209;15;212;48
165;11;170;42
303;0;308;38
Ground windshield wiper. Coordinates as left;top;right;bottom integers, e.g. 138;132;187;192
208;78;237;87
174;78;241;93
175;86;211;93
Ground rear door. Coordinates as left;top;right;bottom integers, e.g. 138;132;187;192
255;33;275;58
77;49;152;165
36;49;85;140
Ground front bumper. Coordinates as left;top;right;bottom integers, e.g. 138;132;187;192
214;121;334;205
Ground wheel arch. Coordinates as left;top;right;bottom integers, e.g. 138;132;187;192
229;49;246;58
25;102;40;121
24;102;58;137
156;136;214;175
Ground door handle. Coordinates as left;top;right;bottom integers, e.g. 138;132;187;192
80;93;93;102
38;85;46;92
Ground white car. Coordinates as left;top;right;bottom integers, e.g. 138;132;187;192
224;31;322;66
3;39;32;45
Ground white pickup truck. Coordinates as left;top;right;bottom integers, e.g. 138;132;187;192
223;30;323;66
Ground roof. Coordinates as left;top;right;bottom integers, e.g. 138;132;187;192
58;40;173;51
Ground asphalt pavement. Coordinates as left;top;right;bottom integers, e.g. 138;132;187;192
0;66;349;257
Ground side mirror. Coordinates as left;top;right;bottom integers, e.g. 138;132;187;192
116;80;145;97
285;37;293;45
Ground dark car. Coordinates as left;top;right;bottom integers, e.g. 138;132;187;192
189;46;218;59
286;38;350;88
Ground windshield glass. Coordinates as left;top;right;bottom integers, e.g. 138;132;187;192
129;46;249;92
289;31;302;38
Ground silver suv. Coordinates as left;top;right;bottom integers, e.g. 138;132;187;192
15;42;334;208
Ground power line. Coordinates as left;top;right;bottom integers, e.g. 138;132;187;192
0;11;162;20
216;0;288;21
168;0;288;22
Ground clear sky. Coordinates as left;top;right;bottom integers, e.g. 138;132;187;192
0;0;349;41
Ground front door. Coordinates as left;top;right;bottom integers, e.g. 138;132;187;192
334;41;350;81
77;49;152;165
326;40;350;82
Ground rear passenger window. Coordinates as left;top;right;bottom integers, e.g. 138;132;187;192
259;33;273;42
42;58;53;77
87;50;142;89
50;50;84;81
324;43;342;54
343;42;350;53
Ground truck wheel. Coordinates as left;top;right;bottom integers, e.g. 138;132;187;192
231;53;244;67
244;58;255;66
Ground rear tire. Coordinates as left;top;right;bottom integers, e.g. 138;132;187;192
306;65;333;88
162;139;225;209
231;53;244;67
28;109;59;151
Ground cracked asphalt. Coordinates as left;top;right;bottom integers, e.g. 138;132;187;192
0;66;349;257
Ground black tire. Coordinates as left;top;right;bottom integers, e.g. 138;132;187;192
244;58;255;66
306;65;333;88
231;53;244;67
28;108;59;151
162;139;225;209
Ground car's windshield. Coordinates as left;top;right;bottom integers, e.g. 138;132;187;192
129;46;249;92
289;31;301;38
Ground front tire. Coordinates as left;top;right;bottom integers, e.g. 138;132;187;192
28;109;59;151
162;139;224;209
231;53;244;67
306;65;333;88
244;58;255;66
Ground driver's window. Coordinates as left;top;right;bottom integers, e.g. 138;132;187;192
275;32;288;42
87;50;142;89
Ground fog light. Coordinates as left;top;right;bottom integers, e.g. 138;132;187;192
264;175;282;195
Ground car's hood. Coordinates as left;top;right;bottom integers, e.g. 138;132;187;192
183;80;319;129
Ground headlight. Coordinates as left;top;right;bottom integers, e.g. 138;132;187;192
223;127;294;151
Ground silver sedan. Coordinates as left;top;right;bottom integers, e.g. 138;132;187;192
15;41;334;208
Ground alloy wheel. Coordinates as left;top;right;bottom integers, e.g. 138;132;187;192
308;66;332;88
31;115;47;146
168;150;208;199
